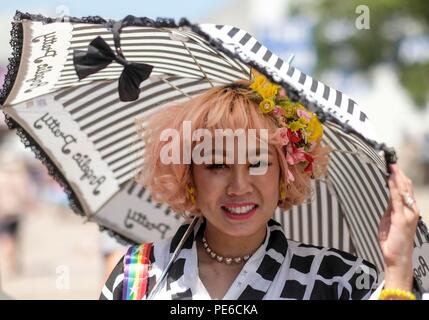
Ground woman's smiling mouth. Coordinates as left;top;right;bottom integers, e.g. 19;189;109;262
221;203;259;220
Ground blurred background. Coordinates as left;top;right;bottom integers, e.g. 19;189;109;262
0;0;428;299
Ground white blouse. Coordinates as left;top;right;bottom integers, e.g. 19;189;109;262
101;219;382;300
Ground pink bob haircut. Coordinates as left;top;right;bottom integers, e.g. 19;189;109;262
135;79;331;215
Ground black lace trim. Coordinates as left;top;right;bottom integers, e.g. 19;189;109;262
1;10;428;247
12;10;109;25
99;226;135;246
8;10;192;29
0;12;23;105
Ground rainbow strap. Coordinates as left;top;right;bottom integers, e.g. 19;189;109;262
122;243;153;300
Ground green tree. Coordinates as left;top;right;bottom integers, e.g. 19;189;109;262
292;0;429;109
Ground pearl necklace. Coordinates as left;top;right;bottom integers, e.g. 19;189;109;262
202;236;251;265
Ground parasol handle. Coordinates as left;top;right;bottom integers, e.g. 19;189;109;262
146;215;201;300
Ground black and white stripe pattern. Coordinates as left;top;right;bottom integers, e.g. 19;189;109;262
272;120;389;270
53;24;250;90
100;219;380;300
276;122;428;270
275;180;353;255
199;24;376;141
53;77;218;185
125;181;177;218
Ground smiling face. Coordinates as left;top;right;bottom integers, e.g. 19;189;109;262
139;82;326;231
192;142;281;238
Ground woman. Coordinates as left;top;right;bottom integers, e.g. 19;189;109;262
100;73;420;300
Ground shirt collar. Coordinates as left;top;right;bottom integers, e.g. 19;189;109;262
165;218;288;300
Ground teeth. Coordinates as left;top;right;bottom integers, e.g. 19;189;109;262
224;205;256;215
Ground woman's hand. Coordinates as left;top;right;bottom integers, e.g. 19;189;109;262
378;164;420;292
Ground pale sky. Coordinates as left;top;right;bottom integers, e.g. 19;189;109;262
0;0;230;20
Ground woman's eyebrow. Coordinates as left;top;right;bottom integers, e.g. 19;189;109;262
209;148;271;155
209;149;227;156
247;148;272;156
206;148;272;163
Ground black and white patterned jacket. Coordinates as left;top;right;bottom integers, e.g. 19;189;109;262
100;219;381;300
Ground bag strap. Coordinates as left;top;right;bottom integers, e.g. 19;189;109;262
122;243;153;300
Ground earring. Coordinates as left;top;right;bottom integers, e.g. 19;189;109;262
279;181;286;200
186;184;196;205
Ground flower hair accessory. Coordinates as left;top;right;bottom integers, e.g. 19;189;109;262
248;70;324;183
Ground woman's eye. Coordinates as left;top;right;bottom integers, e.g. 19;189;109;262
249;161;271;168
206;163;227;169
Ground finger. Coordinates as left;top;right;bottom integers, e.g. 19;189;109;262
394;166;414;197
403;193;421;217
388;170;403;216
393;166;419;210
378;200;392;242
385;198;392;217
390;165;420;217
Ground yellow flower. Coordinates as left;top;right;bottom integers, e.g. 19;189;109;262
259;99;275;113
276;97;289;107
283;103;297;118
307;114;323;142
259;82;279;99
288;120;307;132
298;117;308;127
250;72;279;100
249;74;266;92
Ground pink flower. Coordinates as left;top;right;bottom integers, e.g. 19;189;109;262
297;109;311;122
286;144;307;165
286;169;295;182
273;106;284;116
276;127;289;146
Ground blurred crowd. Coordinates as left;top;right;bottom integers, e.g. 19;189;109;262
0;123;34;276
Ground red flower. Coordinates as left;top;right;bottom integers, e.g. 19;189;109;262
287;128;301;143
303;153;314;173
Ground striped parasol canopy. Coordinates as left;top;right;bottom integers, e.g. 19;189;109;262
1;12;428;290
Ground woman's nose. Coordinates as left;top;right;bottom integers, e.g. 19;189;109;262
225;165;253;196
